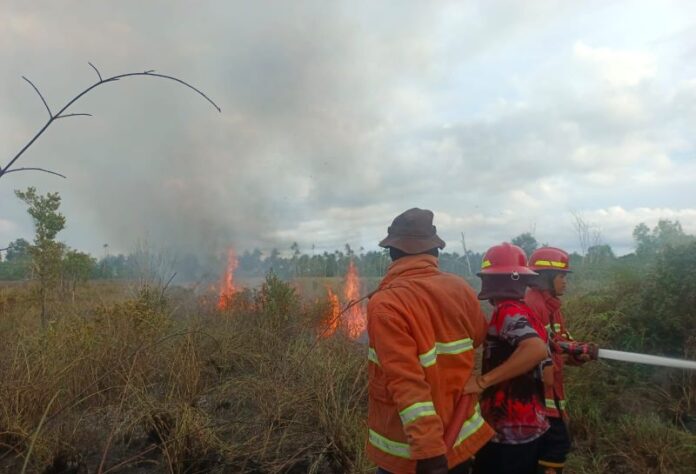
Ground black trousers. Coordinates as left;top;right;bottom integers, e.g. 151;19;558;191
537;417;571;470
377;460;472;474
472;439;541;474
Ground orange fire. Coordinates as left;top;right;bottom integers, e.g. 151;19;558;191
217;248;238;311
343;259;366;339
323;286;341;337
320;259;367;339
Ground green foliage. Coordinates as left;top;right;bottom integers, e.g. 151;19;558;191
0;238;32;279
511;232;538;257
15;187;66;326
586;244;615;264
633;219;694;258
61;249;97;296
564;238;696;474
14;188;66;242
623;241;696;355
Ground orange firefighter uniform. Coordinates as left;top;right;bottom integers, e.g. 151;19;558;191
525;288;572;419
366;254;494;474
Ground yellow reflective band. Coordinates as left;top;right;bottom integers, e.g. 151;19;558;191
399;401;437;425
533;259;567;269
368;347;380;365
368;429;411;459
419;347;437;368
545;323;562;334
419;339;474;368
454;403;486;447
545;399;567;411
481;259;492;268
539;460;565;468
436;339;474;355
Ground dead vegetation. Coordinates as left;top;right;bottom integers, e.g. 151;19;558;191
0;277;370;473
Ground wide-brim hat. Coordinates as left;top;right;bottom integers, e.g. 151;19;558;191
379;208;446;254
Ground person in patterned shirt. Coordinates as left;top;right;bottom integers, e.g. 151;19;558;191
464;242;550;474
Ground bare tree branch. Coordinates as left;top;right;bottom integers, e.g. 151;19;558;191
2;64;221;181
55;113;93;119
1;167;67;178
22;76;52;118
88;61;102;81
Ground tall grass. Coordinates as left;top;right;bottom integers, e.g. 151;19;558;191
0;277;369;473
2;262;695;473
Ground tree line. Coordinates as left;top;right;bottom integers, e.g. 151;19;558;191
2;188;693;295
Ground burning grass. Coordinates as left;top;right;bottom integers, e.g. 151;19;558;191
0;276;370;473
1;262;695;473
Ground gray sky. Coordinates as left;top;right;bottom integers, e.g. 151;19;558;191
2;0;696;257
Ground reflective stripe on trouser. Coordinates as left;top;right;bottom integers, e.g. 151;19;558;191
419;338;474;368
399;401;437;425
545;398;567;411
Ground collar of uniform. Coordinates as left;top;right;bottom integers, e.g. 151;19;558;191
540;290;562;312
379;254;439;288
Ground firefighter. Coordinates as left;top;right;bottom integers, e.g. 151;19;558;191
525;247;596;474
464;242;551;474
367;208;494;474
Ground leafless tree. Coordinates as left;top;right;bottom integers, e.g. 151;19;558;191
460;232;473;276
570;210;602;257
0;62;220;181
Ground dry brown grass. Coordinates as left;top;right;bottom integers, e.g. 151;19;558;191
0;276;371;473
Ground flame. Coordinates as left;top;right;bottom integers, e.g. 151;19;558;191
323;286;341;337
217;249;238;311
319;260;366;339
343;259;366;339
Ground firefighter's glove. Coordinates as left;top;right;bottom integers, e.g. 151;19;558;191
416;454;448;474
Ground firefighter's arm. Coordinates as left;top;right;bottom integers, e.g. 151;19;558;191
371;311;447;460
464;337;548;394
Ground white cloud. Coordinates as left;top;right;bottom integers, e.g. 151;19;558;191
573;41;656;87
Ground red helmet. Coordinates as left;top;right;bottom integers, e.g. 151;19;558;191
478;242;537;276
529;247;571;272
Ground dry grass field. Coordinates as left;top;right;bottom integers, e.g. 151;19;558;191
1;270;695;473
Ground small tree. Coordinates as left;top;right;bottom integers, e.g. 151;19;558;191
633;219;693;258
0;238;32;280
15;187;66;326
511;232;539;258
63;249;96;303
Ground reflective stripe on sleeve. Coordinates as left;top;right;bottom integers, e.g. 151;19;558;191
399;401;437;425
368;429;411;459
454;403;486;447
419;338;474;368
436;339;474;355
419;347;437;367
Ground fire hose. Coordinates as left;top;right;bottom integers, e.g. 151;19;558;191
555;341;696;370
444;342;696;449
